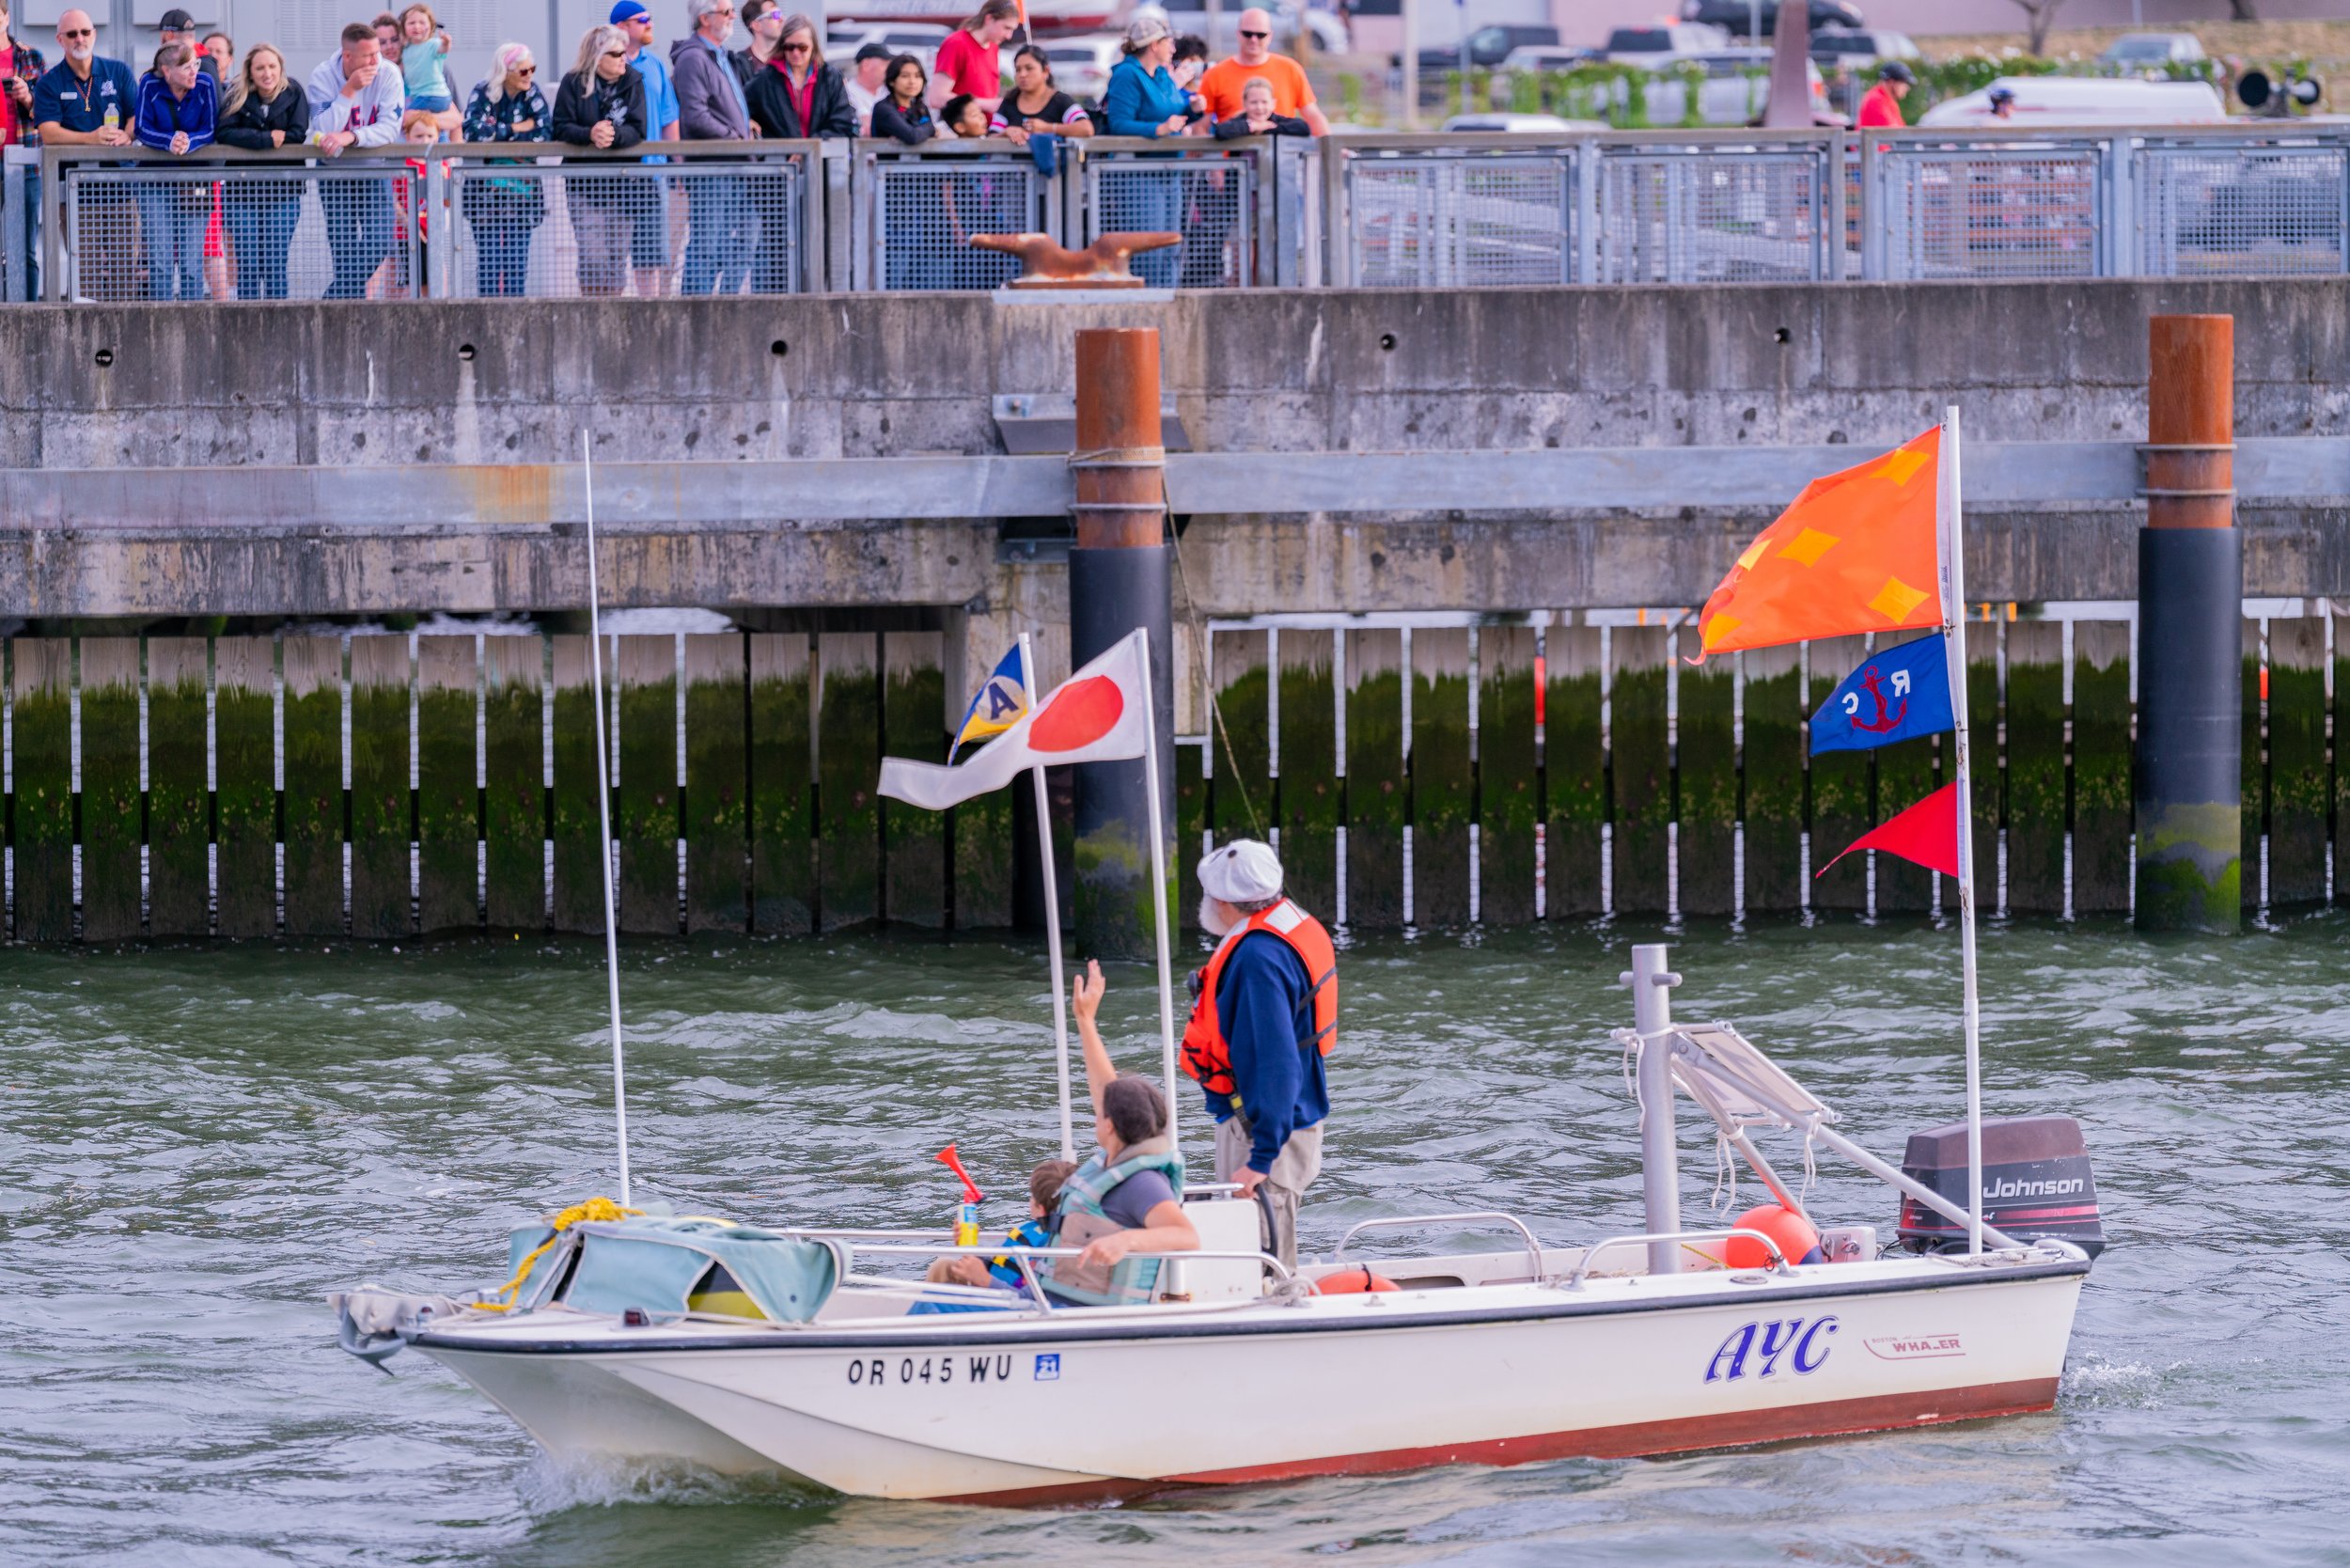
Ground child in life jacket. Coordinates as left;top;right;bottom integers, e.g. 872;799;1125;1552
923;1158;1076;1295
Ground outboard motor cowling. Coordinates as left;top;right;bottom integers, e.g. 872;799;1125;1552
1896;1114;2105;1257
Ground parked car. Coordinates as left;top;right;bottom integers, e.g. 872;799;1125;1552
1418;24;1561;78
1036;33;1122;101
1603;23;1732;65
1439;112;1606;133
826;23;950;62
1621;48;1830;124
1808;27;1920;69
1680;0;1866;38
2098;33;2208;70
1496;44;1602;77
1919;75;2227;127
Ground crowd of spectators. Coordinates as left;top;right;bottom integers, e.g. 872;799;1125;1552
6;0;1327;300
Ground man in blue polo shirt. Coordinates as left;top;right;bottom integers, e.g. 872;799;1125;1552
32;8;134;300
611;0;680;295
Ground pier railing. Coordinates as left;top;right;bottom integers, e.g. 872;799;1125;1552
13;123;2346;300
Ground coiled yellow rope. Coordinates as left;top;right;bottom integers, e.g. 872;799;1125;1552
474;1197;641;1312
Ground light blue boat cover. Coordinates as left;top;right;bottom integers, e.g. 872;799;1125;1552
505;1216;839;1323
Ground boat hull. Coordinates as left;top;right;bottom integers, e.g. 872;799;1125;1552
415;1256;2086;1502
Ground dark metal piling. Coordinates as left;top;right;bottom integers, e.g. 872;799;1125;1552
1068;328;1174;958
2137;315;2242;933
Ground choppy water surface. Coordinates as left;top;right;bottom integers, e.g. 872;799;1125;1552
5;917;2348;1566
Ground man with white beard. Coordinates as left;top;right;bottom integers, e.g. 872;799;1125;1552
1176;839;1335;1270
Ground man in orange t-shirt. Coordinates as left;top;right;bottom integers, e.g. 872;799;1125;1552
1198;7;1328;133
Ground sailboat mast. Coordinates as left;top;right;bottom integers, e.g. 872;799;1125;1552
1021;634;1077;1163
581;433;633;1208
1936;406;1983;1257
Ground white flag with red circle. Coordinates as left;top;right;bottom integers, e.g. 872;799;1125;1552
878;630;1150;811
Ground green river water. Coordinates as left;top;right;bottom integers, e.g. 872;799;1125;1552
5;916;2347;1566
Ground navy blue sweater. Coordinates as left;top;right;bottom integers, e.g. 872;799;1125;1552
1203;930;1329;1173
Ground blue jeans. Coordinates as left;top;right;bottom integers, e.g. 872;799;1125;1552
1104;169;1181;288
223;194;301;300
135;181;204;301
16;164;39;301
473;212;535;296
681;174;754;295
321;179;395;300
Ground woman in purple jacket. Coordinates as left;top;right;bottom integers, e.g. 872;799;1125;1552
133;40;217;300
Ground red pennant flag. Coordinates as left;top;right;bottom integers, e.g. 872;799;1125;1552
1815;781;1960;881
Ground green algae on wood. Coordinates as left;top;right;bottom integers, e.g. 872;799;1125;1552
2336;610;2350;910
282;635;346;938
1873;717;1937;917
1344;628;1405;930
9;639;72;941
348;635;412;939
1806;637;1871;914
616;635;680;934
1411;628;1473;926
213;637;278;938
1967;624;2000;914
1675;633;1735;918
817;632;881;932
748;632;813;935
683;633;749;933
1174;737;1206;930
1476;625;1538;926
1543;625;1604;919
1278;628;1340;921
146;637;212;937
1739;644;1803;915
77;637;144;941
2002;620;2065;915
2243;619;2264;913
481;635;544;933
882;630;947;929
2070;620;2133;915
1210;629;1270;847
1608;624;1669;917
416;635;480;934
550;635;608;934
2264;616;2326;908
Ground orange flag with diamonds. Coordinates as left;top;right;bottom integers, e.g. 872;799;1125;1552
1696;426;1944;659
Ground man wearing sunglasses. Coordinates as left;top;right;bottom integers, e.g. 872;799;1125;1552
1197;8;1327;134
33;8;136;298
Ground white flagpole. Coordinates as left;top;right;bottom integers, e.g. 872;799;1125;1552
1136;631;1182;1144
1935;405;1983;1257
582;432;632;1209
1020;634;1077;1163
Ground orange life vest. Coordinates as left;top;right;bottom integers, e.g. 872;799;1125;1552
1179;898;1338;1110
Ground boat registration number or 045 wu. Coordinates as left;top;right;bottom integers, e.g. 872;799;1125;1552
844;1353;1037;1388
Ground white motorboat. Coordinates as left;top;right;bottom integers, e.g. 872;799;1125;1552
344;947;2102;1503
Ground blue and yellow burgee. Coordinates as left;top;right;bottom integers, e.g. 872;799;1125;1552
949;644;1029;763
1810;634;1954;755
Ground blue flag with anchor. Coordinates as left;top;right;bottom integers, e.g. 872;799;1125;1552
1810;634;1954;755
949;644;1030;764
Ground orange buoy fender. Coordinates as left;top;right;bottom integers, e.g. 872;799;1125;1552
1313;1265;1399;1294
1723;1203;1825;1269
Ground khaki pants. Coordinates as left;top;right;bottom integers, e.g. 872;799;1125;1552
1214;1116;1324;1271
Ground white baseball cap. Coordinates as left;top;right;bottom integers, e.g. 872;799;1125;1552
1198;839;1283;903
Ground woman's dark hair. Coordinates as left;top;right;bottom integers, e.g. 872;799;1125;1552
1012;43;1053;88
1172;33;1208;65
1101;1076;1168;1146
941;91;978;129
885;53;925;97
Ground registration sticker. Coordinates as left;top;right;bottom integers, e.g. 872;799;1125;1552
1034;1353;1060;1381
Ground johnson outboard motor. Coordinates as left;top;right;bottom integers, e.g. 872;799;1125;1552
1896;1114;2105;1257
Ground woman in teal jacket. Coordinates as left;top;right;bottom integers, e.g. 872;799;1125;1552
1099;13;1198;288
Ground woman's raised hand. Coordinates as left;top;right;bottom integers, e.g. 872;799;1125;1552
1072;958;1104;1025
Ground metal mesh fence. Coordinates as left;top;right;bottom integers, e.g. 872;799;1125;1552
445;157;807;298
1596;145;1829;283
1087;151;1255;290
1344;151;1571;288
60;163;423;303
1871;146;2105;280
2135;142;2349;277
870;158;1041;291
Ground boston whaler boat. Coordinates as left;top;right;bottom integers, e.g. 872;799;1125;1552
337;944;2102;1502
334;416;2101;1502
